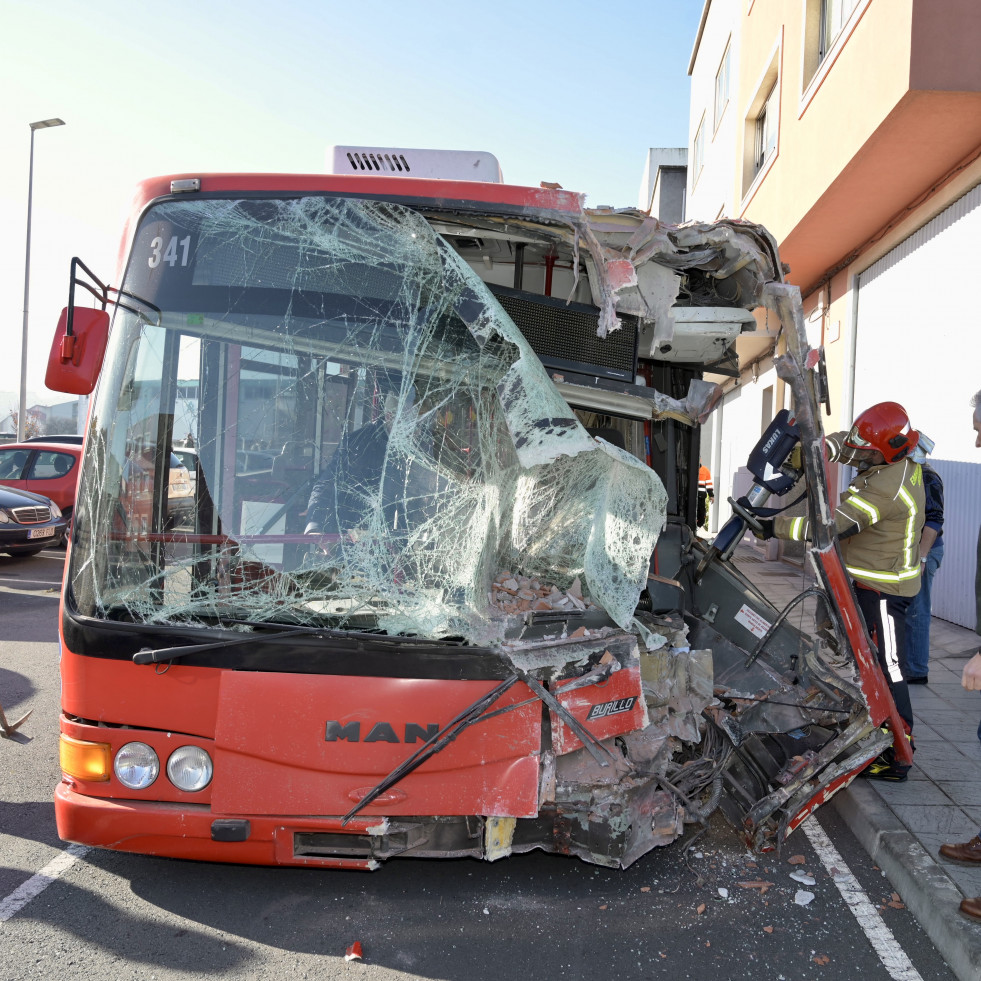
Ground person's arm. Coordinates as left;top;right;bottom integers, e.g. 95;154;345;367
919;525;939;562
963;653;981;691
304;478;328;534
824;431;848;464
919;467;944;560
772;486;875;543
304;442;346;534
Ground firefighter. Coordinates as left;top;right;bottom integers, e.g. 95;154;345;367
756;402;924;781
697;462;714;531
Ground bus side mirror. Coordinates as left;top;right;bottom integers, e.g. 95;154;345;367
45;306;110;395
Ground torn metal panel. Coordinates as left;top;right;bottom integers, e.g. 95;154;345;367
554;376;724;428
550;655;648;755
641;644;715;743
765;281;912;764
428;206;779;343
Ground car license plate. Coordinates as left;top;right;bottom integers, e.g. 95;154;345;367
28;526;56;540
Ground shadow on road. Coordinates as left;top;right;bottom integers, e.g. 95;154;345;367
0;666;36;715
107;837;702;978
3;864;255;972
0;550;64;645
0;800;61;851
0;547;65;583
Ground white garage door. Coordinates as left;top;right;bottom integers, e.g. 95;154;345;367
855;183;981;627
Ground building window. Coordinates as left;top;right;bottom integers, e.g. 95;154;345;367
803;0;866;90
742;49;780;197
754;83;778;173
692;116;705;185
820;0;860;62
714;42;731;131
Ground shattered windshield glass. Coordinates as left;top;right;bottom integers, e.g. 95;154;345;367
68;196;667;645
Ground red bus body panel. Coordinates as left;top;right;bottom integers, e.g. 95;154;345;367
212;672;541;817
57;657;544;863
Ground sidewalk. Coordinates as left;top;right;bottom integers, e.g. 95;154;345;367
733;542;981;981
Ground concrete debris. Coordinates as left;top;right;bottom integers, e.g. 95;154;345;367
794;890;815;906
491;572;599;620
790;872;817;886
736;880;775;893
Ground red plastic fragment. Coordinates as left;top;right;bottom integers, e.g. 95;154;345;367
344;941;363;961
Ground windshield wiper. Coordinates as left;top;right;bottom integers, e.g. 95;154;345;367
132;621;347;665
343;673;520;824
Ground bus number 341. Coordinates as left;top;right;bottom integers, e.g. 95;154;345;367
148;235;192;268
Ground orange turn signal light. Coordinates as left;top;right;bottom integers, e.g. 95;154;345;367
60;735;111;782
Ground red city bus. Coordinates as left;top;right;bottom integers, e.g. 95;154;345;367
47;148;906;869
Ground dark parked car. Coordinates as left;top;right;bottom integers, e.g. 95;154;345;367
24;434;84;445
0;486;69;556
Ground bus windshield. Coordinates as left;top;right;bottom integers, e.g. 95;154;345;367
68;196;667;644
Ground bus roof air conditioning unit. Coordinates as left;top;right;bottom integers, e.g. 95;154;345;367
328;146;503;183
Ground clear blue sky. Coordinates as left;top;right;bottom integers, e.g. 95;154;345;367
0;0;703;406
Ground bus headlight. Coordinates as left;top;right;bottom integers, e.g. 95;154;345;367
166;745;213;792
114;742;160;789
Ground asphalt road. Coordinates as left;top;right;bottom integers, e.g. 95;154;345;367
0;546;960;980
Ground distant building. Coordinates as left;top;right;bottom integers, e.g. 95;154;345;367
0;397;83;438
638;148;688;222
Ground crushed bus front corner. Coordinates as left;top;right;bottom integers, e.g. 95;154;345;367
51;147;897;870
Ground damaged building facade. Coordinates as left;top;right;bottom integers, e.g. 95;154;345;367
51;149;899;870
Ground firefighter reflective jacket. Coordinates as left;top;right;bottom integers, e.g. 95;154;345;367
698;465;714;498
774;431;925;597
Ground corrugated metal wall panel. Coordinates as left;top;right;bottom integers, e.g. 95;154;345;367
931;460;980;629
859;182;981;287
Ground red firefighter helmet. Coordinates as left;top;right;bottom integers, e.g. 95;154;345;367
844;402;920;463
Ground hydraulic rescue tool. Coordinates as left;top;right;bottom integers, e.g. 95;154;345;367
696;409;802;579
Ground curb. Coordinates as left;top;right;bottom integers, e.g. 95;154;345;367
832;780;981;981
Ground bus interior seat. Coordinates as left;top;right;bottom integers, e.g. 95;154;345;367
271;441;313;484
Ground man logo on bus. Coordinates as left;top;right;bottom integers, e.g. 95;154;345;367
325;721;440;743
585;697;637;722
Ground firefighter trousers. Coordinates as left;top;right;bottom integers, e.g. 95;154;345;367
854;583;915;733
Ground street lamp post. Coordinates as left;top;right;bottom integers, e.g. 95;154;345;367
19;117;66;442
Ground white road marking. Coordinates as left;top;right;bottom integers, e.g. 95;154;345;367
0;844;90;923
804;818;923;981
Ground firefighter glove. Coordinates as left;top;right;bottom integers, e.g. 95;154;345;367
753;518;775;540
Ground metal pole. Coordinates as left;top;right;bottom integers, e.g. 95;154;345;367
18;128;36;443
18;118;65;442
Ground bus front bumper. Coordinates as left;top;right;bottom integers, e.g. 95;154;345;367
54;782;425;869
